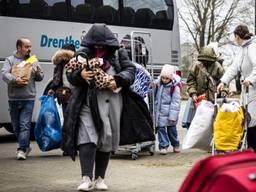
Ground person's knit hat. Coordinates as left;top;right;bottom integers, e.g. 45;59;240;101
160;64;175;78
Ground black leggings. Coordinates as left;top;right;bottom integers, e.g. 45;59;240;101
78;143;111;180
247;126;256;152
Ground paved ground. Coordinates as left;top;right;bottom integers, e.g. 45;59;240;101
0;101;210;192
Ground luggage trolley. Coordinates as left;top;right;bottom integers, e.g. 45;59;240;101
211;87;249;155
117;31;155;160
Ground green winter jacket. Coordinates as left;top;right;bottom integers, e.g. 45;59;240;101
186;46;226;102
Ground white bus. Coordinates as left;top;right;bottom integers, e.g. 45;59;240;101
0;0;181;133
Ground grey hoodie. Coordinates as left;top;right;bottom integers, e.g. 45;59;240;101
1;51;44;100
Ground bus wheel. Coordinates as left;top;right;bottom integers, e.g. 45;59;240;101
2;123;35;140
3;123;14;133
30;123;35;140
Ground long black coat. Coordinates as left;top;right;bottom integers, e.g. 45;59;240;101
61;24;154;160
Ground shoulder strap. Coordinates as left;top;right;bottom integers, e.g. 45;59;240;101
197;62;216;87
170;82;182;96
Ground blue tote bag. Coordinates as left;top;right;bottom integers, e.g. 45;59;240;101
35;95;62;151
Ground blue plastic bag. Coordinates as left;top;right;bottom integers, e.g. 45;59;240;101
35;95;62;151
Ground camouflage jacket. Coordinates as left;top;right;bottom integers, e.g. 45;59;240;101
186;61;225;102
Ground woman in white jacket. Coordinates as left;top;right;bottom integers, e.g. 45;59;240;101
217;24;256;151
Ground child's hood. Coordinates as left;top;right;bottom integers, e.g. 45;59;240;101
155;74;181;86
172;74;181;86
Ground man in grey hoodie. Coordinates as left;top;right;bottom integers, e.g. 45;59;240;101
1;37;44;160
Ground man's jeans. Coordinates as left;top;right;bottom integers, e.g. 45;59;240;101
157;126;180;149
8;100;34;152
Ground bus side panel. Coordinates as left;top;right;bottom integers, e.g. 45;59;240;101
0;62;11;125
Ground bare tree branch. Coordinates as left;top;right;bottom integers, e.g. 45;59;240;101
179;0;248;50
179;9;200;50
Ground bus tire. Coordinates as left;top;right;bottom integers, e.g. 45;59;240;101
2;123;35;140
3;123;14;133
30;122;35;140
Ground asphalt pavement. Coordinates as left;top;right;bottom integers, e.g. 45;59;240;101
0;101;209;192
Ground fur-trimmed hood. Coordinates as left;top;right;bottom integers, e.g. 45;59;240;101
52;49;75;65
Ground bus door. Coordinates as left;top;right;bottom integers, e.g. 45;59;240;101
130;31;152;75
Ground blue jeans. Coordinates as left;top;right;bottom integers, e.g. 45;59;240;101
157;126;180;149
8;100;34;152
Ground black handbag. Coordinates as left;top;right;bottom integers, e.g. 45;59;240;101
56;86;72;104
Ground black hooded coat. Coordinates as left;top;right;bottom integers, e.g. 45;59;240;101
61;24;154;160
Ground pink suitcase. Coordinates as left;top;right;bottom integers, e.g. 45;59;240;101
179;150;256;192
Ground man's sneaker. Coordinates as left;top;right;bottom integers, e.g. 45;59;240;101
77;176;93;191
173;146;181;153
16;150;26;160
159;148;167;155
94;177;108;191
25;147;32;156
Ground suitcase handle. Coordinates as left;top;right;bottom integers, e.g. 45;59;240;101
248;173;256;181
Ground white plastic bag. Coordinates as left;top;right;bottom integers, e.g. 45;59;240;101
220;101;240;112
182;100;214;150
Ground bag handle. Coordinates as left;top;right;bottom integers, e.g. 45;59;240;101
197;62;216;88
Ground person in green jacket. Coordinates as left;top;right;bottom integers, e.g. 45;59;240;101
186;46;226;103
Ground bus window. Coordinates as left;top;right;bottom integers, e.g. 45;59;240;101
71;0;92;23
122;0;173;30
102;0;118;10
7;0;30;18
151;10;171;29
48;1;69;21
6;0;48;19
122;7;135;26
0;0;6;15
28;0;48;19
134;8;155;28
93;5;118;25
92;0;119;25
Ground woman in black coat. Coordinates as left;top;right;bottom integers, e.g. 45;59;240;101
62;24;136;191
